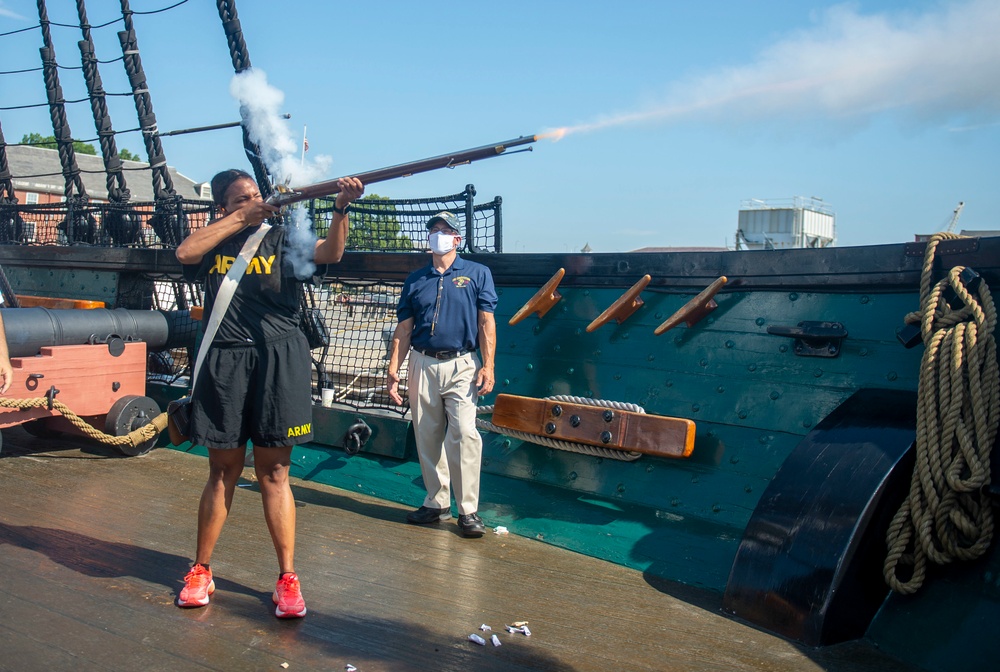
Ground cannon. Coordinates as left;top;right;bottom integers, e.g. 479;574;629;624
0;307;196;456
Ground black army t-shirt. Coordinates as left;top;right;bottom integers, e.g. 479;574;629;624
183;225;306;345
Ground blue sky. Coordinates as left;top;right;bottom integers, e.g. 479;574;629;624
1;0;998;252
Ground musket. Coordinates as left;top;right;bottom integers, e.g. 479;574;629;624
266;135;538;207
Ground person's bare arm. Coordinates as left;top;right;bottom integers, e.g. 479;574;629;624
387;317;413;405
475;310;496;396
314;177;364;264
175;200;278;265
0;312;13;395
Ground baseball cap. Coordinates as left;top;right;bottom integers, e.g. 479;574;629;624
426;211;461;232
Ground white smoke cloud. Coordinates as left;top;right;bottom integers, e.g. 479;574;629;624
283;205;320;279
552;0;1000;138
229;68;333;277
229;68;331;184
0;2;24;19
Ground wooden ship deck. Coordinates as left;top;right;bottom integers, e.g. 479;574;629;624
0;429;916;672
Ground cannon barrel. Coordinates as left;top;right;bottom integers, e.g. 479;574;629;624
2;308;197;358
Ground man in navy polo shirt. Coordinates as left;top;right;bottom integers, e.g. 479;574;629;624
387;211;497;537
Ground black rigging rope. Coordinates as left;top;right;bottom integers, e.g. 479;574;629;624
133;0;191;15
119;0;176;201
0;0;190;37
11;127;144;147
0;120;17;202
78;0;130;203
118;0;188;247
215;0;273;199
9;166;164;180
0;92;138;111
0;56;124;75
37;0;88;202
41;15;120;30
0;25;36;38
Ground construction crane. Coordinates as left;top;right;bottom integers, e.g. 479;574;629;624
945;201;965;233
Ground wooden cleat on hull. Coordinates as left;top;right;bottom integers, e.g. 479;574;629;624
490;393;695;459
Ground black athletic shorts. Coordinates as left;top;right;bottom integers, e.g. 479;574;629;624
188;329;314;449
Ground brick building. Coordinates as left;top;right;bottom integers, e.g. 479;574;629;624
5;144;212;204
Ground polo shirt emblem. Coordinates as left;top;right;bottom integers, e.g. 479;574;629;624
452;276;472;288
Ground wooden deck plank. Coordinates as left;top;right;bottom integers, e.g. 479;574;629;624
0;428;917;671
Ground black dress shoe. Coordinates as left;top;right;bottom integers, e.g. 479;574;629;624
406;506;451;525
458;513;486;537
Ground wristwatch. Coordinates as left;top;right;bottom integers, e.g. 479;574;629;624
332;202;351;215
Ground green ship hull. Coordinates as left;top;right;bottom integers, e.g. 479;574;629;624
1;236;996;671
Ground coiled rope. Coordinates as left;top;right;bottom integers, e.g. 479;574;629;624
884;232;999;594
477;395;643;461
0;397;167;451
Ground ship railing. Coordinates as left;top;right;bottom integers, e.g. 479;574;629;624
1;185;502;413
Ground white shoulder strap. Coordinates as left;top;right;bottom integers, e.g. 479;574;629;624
190;223;271;394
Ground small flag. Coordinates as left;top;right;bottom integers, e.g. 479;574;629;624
303;137;309;152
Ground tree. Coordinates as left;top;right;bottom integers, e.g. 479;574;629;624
346;194;413;251
312;194;413;251
21;132;96;156
21;133;140;162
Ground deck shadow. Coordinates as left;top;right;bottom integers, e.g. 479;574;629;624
288;481;412;525
0;522;256;599
284;608;581;672
0;425;129;460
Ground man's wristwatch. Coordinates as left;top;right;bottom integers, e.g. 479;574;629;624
332;202;351;215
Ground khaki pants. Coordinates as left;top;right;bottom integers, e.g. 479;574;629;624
407;350;482;515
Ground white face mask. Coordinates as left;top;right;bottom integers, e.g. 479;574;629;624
428;231;457;254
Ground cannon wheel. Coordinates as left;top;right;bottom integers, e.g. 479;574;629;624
22;419;63;439
105;395;160;457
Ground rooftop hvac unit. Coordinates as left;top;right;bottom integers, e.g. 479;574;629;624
736;197;835;250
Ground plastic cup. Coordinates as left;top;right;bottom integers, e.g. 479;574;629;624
321;388;335;407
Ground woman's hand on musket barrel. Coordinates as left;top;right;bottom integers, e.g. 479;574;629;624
334;177;364;212
317;177;365;264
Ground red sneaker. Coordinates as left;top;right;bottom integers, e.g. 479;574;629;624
177;564;215;608
273;572;307;618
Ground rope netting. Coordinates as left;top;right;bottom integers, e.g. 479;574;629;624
2;198;212;246
0;184;501;413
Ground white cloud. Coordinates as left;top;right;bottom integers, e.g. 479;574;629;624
558;0;1000;137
